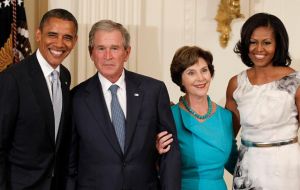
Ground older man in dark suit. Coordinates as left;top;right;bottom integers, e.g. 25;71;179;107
67;20;181;190
0;9;77;190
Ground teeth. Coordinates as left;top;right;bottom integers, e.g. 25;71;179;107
195;84;205;88
50;49;63;56
255;54;265;59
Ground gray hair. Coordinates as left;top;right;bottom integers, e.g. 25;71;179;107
88;20;130;50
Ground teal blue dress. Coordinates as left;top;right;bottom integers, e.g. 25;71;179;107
171;103;237;190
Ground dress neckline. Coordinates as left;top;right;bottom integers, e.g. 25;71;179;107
178;103;219;123
245;70;297;87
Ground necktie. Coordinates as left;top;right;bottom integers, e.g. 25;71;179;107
51;70;62;141
109;84;125;152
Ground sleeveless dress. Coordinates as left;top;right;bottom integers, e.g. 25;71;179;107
171;103;237;190
233;71;300;190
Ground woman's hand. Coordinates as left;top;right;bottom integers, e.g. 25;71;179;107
156;131;174;154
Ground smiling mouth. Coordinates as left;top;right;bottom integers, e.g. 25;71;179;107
195;83;206;88
254;54;265;60
50;49;64;57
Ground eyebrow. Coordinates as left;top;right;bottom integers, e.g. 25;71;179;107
47;32;74;39
95;44;122;48
250;38;273;41
64;34;74;39
47;32;58;35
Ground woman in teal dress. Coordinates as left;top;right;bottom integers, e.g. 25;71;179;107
156;46;238;190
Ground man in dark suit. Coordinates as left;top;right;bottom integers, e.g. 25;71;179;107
67;20;181;190
0;9;78;190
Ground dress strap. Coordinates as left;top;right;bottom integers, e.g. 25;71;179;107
236;70;248;87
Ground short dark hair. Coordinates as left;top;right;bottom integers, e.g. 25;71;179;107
39;8;78;34
170;46;214;93
234;12;291;67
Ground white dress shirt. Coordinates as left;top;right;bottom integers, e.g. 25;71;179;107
98;70;127;119
36;49;60;100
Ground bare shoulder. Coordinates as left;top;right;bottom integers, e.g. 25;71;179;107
284;66;295;73
227;75;238;94
279;66;295;77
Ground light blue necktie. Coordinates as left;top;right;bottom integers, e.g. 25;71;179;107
51;70;62;141
109;84;125;152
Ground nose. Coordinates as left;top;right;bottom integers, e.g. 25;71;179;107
197;72;205;81
55;37;64;48
104;49;112;60
256;43;263;52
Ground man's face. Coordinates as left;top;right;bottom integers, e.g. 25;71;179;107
90;30;131;83
36;17;77;69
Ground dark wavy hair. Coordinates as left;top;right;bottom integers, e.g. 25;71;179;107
170;46;214;93
234;12;291;67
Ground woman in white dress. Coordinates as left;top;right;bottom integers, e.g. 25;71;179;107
226;13;300;190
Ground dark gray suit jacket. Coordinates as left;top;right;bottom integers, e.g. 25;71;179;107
0;53;71;190
67;70;181;190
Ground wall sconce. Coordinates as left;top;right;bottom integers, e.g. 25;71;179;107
215;0;243;48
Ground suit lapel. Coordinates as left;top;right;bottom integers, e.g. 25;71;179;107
85;74;123;155
27;54;55;146
124;71;143;154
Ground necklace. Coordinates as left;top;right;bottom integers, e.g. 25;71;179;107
180;95;212;120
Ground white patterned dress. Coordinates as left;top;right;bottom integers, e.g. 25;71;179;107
233;70;300;190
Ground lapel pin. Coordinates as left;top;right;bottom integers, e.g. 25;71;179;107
65;81;68;85
134;93;139;96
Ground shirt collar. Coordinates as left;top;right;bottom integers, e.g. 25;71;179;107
36;49;60;77
98;70;125;92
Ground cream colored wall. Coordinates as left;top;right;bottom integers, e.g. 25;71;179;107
24;0;48;51
25;0;300;188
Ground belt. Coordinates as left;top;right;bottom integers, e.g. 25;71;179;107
241;137;298;148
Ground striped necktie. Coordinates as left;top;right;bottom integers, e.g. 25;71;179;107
109;84;125;152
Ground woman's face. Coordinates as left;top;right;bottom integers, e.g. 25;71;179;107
181;58;212;98
248;26;276;68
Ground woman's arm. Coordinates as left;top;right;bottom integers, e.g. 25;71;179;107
295;85;300;123
225;75;241;136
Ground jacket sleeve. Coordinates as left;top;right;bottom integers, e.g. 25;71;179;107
65;93;79;190
157;82;181;190
0;71;19;189
225;110;238;174
225;138;238;174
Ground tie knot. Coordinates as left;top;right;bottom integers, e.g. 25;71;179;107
109;84;119;95
51;70;59;81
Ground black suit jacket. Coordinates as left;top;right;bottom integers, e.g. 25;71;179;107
0;53;71;190
67;70;181;190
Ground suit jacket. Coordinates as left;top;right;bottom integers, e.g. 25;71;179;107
0;53;71;190
67;70;181;190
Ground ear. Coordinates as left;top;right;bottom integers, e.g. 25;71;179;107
88;46;93;56
89;47;95;62
124;46;131;62
35;29;41;42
